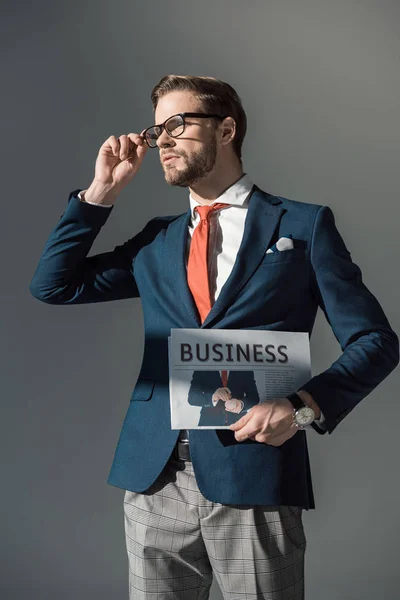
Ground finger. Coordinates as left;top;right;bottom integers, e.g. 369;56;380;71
232;420;259;441
127;132;145;148
129;132;149;161
235;426;259;441
228;400;240;413
118;134;129;160
107;135;120;157
229;408;254;430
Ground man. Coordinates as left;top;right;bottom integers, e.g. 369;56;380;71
30;74;399;599
188;369;260;426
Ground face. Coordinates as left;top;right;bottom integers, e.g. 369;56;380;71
153;91;220;188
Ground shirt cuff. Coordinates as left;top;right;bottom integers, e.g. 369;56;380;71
301;410;327;430
77;189;114;207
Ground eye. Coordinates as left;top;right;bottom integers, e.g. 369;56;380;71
166;116;184;135
148;128;160;141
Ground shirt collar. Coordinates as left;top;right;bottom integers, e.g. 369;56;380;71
189;172;254;219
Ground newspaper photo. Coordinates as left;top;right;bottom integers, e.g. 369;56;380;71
168;328;312;429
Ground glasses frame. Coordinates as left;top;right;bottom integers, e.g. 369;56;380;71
142;112;229;148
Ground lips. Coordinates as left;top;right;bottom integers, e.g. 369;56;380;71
162;155;179;163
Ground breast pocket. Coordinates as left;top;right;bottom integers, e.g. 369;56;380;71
259;247;306;266
130;378;156;401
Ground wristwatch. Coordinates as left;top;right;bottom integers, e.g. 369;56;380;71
286;392;317;430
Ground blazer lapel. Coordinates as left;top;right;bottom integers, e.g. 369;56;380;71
166;208;201;326
201;186;284;328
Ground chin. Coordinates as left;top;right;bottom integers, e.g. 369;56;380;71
165;166;184;180
165;175;191;188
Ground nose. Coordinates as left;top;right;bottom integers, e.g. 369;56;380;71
156;127;176;149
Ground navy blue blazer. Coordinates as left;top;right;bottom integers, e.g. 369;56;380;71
30;184;399;509
188;369;260;426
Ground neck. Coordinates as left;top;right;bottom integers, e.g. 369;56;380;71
189;163;244;205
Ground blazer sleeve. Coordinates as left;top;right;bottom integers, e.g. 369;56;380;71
300;205;399;435
29;189;159;305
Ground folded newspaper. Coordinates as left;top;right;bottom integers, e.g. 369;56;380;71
168;329;311;429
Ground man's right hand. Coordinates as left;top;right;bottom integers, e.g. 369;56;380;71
212;387;232;403
85;131;148;205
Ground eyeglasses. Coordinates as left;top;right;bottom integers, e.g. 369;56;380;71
142;112;229;148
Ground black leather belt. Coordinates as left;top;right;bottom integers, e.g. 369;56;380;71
174;441;191;461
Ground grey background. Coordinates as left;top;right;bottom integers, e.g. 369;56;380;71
2;1;399;598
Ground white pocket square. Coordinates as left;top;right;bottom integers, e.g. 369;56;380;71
266;234;294;254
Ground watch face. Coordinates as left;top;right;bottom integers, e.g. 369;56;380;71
296;406;315;426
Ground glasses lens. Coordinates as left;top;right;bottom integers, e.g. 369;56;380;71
145;127;160;148
144;115;185;147
165;114;184;137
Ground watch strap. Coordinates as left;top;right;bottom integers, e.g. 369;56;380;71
287;391;316;429
286;392;305;410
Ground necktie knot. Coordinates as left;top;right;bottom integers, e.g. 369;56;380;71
195;202;230;221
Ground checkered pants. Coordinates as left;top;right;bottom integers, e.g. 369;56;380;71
123;451;306;599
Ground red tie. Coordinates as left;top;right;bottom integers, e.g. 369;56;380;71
187;202;230;386
187;203;230;323
221;370;228;387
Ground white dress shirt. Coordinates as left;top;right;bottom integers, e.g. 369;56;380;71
77;177;327;441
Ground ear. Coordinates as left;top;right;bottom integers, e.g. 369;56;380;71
219;116;236;146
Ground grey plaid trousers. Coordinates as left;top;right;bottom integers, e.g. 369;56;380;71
123;449;306;600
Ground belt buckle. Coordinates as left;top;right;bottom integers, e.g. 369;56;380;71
175;441;191;461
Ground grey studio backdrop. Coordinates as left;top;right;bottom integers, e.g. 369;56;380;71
2;1;399;599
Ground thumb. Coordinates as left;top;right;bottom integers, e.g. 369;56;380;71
134;140;148;162
229;410;253;430
138;136;149;155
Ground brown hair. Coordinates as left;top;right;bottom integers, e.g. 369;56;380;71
150;74;247;165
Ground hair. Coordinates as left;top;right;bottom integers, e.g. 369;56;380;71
150;74;247;165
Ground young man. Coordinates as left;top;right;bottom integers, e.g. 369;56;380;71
30;75;399;599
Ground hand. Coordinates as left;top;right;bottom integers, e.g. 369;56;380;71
224;399;244;414
87;131;149;203
212;387;232;403
229;397;298;446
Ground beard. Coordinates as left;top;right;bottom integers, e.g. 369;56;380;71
162;134;217;188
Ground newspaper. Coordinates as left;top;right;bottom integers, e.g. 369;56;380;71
168;328;311;429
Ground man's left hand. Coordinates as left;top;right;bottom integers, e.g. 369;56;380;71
229;397;298;446
224;398;244;414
